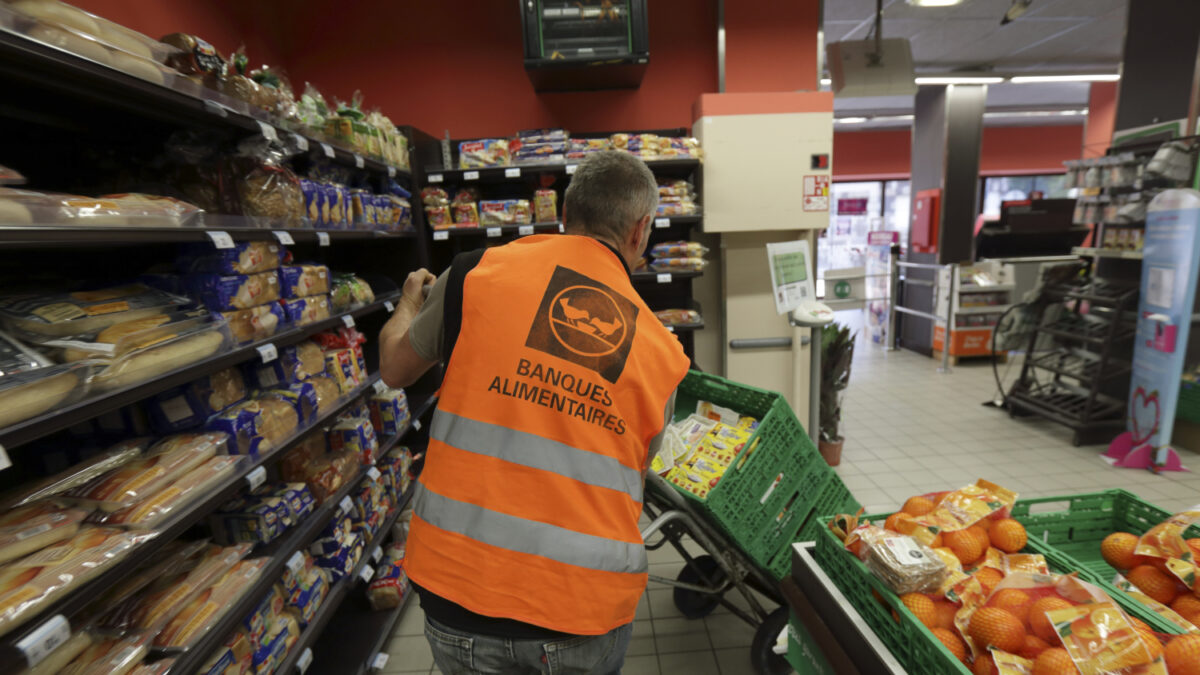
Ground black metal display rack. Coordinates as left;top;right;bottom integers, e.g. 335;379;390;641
413;129;707;362
0;24;441;675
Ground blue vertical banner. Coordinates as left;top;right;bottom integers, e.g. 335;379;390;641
1108;189;1200;471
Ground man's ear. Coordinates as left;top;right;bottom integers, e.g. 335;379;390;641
629;214;652;251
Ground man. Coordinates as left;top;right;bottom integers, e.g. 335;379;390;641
379;151;689;675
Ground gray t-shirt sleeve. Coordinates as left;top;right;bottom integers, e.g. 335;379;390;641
407;269;449;363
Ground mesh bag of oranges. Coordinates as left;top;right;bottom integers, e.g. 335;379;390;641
1099;506;1200;636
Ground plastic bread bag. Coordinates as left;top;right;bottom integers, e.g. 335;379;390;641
479;199;532;225
97;543;250;633
219;303;286;345
245;340;326;389
278;264;330;299
451;201;479;226
516;128;569;143
0;283;191;337
385;195;412;232
425;205;452;229
0;438;147;509
126;659;173;675
327;415;377;466
458;138;511;168
329;275;374;311
152;557;268;649
17;629;94;675
533;189;557;223
369;387;410;437
654;309;701;326
260;381;319;427
300;178;326;226
0;188;200;226
177;242;285;276
95;456;241;530
420;187;450;207
87;318;229;392
280;294;331;328
63;432;229;512
206;402;266;456
367;558;409;611
650;241;709;259
850;524;948;595
38;309;214;362
0;526;150;638
186;271;280;312
0;331;92;429
146;367;246;434
229;137;305;227
0;502;92;565
56;630;152;675
649;257;708;272
307;375;341;413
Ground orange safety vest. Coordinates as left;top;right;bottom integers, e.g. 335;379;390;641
406;234;689;635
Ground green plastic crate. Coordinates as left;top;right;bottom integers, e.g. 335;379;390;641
667;371;855;578
1179;379;1200;424
787;615;837;675
1011;489;1198;633
765;478;860;579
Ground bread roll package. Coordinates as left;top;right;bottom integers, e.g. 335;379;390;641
154;557;268;649
369;387;409;437
0;438;146;509
57;631;151;675
278;264;330;299
64;432;228;511
0;502;90;564
307;375;341;412
146;367;246;435
186;272;280;312
0;284;190;337
89;322;227;392
245;340;325;389
177;241;284;275
260;381;319;427
21;630;93;675
95;455;241;529
220;303;287;344
0;329;92;429
279;294;331;327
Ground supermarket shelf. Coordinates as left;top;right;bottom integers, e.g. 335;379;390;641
309;583;411;675
957;284;1014;294
1039;317;1136;347
664;321;704;332
274;486;413;675
1072;246;1144;260
430;222;562;238
1007;385;1125;428
0;376;383;674
0;27;410;180
0;224;418;247
632;270;702;283
424;157;700;183
1030;349;1131;382
165;466;372;675
955;304;1011;316
0;294;399;450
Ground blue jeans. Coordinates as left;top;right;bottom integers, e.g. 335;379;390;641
424;616;633;675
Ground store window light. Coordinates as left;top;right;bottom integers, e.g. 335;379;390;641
907;0;964;6
836;117;869;124
915;76;1004;85
1009;74;1120;83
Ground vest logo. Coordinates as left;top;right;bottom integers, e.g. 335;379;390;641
525;266;639;383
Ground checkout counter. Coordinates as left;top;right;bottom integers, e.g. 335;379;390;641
974;198;1089;301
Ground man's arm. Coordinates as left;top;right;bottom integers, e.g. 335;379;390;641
380;269;438;388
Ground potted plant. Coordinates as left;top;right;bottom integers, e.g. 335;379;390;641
819;322;856;466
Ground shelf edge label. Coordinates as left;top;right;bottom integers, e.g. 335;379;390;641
0;443;10;471
463;170;480;181
387;166;396;178
297;647;313;674
359;564;375;583
341;314;356;329
505;167;521;178
371;653;388;671
272;230;295;245
433;231;449;241
203;99;227;117
256;121;278;142
16;615;69;668
566;164;577;175
316;232;330;247
206;230;234;249
383;300;395;312
246;466;267;491
320;143;335;159
292;133;309;152
428;174;444;183
354;154;365;169
412;419;422;431
657;273;672;284
518;225;534;236
486;227;502;238
340;496;354;515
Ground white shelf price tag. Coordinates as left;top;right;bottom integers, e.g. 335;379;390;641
371;653;388;671
272;230;295;245
203;99;227;117
292;133;309;152
320;143;335;159
558;223;565;233
566;164;578;175
0;444;10;471
339;496;354;515
316;232;330;247
206;230;234;249
296;647;313;674
387;166;396;178
655;218;670;229
665;325;675;333
359;565;375;583
428;173;444;183
256;121;278;142
486;227;502;238
256;343;278;363
17;615;69;668
371;547;383;563
286;551;305;575
367;468;382;483
463;170;480;181
518;225;534;236
354;154;365;169
433;231;449;241
383;300;395;312
246;466;267;491
657;273;672;284
505;168;521;178
412;419;422;431
373;380;388;395
341;314;355;329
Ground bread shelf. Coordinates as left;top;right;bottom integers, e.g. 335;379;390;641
632;270;702;284
431;222;562;238
308;578;412;675
0;26;411;180
0;294;399;450
1072;246;1144;260
424;157;699;184
0;224;418;247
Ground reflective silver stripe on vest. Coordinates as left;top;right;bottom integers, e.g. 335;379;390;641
431;409;644;504
413;481;648;575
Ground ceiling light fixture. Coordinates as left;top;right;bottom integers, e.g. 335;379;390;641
820;78;832;86
906;0;964;6
835;117;869;124
915;76;1005;84
1009;74;1120;83
982;109;1088;118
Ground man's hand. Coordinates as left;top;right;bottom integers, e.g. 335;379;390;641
402;269;437;312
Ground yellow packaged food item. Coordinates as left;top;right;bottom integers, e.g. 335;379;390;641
662;421;752;499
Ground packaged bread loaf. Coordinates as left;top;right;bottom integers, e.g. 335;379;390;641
161;33;224;87
20;630;94;675
0;284;189;337
280;295;330;327
0;438;145;509
0;329;91;428
97;456;240;529
0;526;147;638
278;264;330;299
245;340;325;389
154;557;269;649
187;272;280;311
177;241;284;275
47;309;215;363
90;322;227;391
260;381;319;427
58;631;151;675
220;303;286;344
0;502;90;565
64;432;227;511
146;367;246;434
230;138;304;227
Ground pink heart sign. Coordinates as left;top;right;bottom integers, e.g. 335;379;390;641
1129;386;1160;446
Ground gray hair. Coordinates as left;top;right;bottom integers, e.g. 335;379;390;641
563;151;659;242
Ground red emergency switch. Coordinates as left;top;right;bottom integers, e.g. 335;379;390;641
811;154;829;169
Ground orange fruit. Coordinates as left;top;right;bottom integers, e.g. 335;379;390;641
1032;648;1077;675
946;529;986;565
1171;594;1200;619
1100;532;1141;571
970;525;991;547
972;654;998;675
903;496;935;516
989;519;1028;553
975;568;1004;596
1128;564;1181;605
975;518;994;532
1018;634;1052;659
1029;597;1074;643
1127;615;1150;632
930;532;944;548
932;627;967;662
968;607;1026;653
1187;537;1200;559
1137;628;1163;661
934;602;958;630
1165;634;1200;675
884;512;913;533
931;491;951;505
991;588;1033;625
901;593;938;629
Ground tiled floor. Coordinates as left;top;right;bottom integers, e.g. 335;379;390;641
382;340;1200;674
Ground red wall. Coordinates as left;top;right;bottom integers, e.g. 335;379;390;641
834;125;1085;180
1083;82;1118;158
724;1;820;92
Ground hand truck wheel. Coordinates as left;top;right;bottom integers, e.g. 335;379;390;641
751;606;792;675
672;555;726;619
